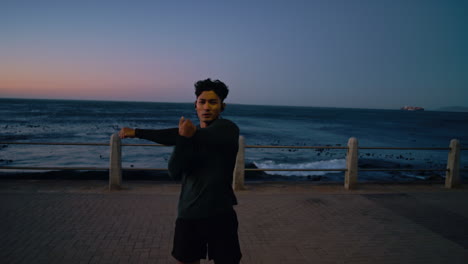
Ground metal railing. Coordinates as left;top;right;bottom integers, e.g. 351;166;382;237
0;136;465;190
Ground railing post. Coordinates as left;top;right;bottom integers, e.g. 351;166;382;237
445;139;461;188
233;136;245;191
345;137;358;190
109;133;122;190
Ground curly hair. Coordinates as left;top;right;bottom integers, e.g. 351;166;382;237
194;78;229;102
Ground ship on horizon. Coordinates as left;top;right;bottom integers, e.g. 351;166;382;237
401;106;424;111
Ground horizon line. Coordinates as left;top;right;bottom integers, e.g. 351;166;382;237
0;96;463;112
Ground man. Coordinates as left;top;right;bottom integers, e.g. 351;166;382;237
119;79;242;264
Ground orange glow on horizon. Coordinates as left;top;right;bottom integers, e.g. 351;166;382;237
0;62;193;101
0;82;186;101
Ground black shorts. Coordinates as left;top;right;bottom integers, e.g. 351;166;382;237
172;209;242;263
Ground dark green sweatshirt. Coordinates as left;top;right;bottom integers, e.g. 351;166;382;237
135;118;239;219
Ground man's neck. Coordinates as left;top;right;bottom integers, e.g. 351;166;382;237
200;119;218;128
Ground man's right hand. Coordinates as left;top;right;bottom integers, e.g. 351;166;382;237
119;127;136;139
179;116;196;138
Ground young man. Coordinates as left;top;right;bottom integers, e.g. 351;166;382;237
119;79;242;264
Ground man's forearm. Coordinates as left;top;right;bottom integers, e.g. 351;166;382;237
135;128;178;145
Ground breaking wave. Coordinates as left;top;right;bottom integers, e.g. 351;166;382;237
253;159;346;177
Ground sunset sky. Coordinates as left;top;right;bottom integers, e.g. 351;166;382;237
1;0;467;109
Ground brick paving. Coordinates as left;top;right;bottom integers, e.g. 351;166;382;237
1;180;468;264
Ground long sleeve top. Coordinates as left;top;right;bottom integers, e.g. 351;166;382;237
135;118;239;219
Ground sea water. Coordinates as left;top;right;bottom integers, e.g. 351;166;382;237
1;98;467;182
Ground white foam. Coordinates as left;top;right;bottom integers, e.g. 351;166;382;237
253;159;346;176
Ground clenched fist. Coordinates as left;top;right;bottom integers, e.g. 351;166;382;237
119;127;136;139
178;116;196;138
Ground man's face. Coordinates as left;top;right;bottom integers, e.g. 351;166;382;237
196;90;223;127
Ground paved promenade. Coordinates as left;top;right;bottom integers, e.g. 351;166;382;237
1;180;467;264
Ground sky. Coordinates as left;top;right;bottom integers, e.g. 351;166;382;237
1;0;467;109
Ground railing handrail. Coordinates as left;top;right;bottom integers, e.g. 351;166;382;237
2;167;462;172
0;142;168;147
0;142;110;146
1;141;464;150
0;166;108;170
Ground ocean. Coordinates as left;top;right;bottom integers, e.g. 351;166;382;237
1;98;467;182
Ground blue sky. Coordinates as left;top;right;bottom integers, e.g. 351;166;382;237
1;0;467;109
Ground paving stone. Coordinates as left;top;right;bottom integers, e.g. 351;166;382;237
0;181;467;263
